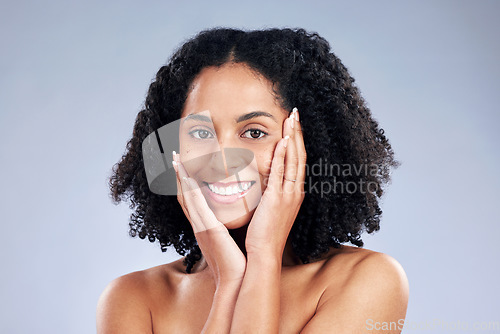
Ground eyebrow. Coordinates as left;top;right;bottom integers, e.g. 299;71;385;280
236;111;276;123
183;113;212;123
183;111;277;124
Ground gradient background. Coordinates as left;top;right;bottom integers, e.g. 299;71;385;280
1;0;499;332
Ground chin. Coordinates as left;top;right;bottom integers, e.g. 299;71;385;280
218;209;255;230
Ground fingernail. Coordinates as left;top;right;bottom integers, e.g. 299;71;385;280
172;160;178;172
293;107;299;122
290;116;294;129
284;135;290;148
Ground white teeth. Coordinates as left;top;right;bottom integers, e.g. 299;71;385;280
207;182;252;196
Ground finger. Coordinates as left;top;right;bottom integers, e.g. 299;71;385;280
172;151;193;222
292;108;307;194
176;172;193;222
184;176;222;232
173;153;205;232
266;136;288;195
174;152;222;233
283;113;299;195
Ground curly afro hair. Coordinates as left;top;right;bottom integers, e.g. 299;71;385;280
108;27;399;273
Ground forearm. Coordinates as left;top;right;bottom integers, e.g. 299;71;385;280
202;280;243;334
230;252;282;333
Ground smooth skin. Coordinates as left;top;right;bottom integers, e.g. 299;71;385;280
97;63;409;333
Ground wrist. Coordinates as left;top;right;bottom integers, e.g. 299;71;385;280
246;244;284;260
215;276;244;291
246;250;283;271
214;281;242;300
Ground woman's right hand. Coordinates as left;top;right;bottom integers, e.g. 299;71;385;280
172;152;246;287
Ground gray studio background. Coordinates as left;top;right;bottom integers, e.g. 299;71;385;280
1;0;499;333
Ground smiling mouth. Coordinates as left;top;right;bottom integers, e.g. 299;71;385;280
203;181;256;196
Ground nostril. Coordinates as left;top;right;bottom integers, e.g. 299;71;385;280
223;147;254;172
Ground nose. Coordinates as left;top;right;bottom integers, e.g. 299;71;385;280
209;138;254;178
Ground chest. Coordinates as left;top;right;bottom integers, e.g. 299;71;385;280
151;268;325;333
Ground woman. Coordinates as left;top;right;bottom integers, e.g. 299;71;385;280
97;27;409;333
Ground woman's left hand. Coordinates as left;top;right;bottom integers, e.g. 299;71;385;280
245;108;307;257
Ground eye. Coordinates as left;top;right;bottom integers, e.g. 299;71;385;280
189;128;214;140
242;128;268;139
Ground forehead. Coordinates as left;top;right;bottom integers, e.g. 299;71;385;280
181;63;285;119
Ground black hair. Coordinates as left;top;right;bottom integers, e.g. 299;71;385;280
108;27;399;273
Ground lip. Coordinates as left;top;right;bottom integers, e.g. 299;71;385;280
205;180;252;187
202;181;255;204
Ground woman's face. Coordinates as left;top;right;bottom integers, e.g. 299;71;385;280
179;63;289;229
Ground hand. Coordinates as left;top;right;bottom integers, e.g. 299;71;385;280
245;108;306;256
173;153;246;286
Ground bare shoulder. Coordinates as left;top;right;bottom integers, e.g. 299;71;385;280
96;258;186;334
322;246;409;302
358;250;408;286
301;246;409;333
338;246;407;285
320;245;408;286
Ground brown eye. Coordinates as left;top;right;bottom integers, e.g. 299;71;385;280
242;129;267;139
250;130;261;138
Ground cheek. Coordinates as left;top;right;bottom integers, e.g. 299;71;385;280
179;141;217;175
255;147;275;185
